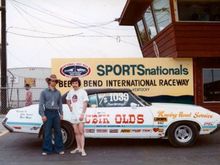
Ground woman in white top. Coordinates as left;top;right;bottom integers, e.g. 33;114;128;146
66;77;88;156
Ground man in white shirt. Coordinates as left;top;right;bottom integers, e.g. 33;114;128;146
66;77;88;156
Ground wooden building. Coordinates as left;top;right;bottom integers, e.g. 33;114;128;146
119;0;220;113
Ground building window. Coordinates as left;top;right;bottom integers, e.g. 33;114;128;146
152;0;171;32
136;0;172;46
136;19;149;46
203;69;220;102
144;6;157;39
177;0;220;21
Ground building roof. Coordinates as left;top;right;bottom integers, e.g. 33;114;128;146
119;0;151;25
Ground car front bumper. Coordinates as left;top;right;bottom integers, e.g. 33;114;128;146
1;118;14;132
211;124;220;134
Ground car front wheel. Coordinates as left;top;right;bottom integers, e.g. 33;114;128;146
60;122;75;149
168;122;199;147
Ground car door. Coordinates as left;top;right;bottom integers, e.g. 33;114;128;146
93;91;154;138
84;93;99;137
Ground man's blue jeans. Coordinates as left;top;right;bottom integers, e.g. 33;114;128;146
42;110;64;153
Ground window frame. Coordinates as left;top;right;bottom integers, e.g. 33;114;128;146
174;0;220;22
135;19;150;47
135;0;172;47
202;68;220;103
152;0;171;32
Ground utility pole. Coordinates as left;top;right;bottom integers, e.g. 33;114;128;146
1;0;7;114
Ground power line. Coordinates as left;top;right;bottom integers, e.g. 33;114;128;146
8;31;83;39
10;0;138;46
8;26;76;36
10;0;115;29
8;1;71;60
20;0;134;32
8;27;136;38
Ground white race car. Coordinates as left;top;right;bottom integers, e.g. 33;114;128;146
2;88;220;148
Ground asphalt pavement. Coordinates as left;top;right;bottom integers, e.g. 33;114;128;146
0;130;220;165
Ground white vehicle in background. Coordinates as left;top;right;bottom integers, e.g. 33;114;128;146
2;88;220;148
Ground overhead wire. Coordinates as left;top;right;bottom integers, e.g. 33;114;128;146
8;27;136;38
8;1;71;58
10;0;138;46
21;0;134;31
8;1;89;56
10;0;115;29
7;31;83;39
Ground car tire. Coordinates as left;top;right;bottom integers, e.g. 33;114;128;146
61;122;75;149
168;122;199;147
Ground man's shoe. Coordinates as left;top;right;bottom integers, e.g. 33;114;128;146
59;151;65;155
42;152;47;156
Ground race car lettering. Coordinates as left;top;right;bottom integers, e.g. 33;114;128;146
110;129;118;133
179;112;192;118
157;111;192;119
115;114;144;124
96;129;108;133
86;114;110;124
157;111;178;119
154;117;167;122
193;112;213;118
204;122;214;126
85;129;95;133
131;129;141;133
121;129;131;133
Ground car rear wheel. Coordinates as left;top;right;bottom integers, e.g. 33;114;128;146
168;122;199;147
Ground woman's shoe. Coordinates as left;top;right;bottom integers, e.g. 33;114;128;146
70;148;81;154
81;150;87;157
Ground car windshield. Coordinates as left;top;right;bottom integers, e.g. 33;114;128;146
62;89;151;107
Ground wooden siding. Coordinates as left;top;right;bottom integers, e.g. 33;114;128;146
142;23;220;58
175;23;220;58
142;24;177;57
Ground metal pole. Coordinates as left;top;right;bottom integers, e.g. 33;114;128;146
1;0;7;114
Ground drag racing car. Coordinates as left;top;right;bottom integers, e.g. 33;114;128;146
2;88;220;148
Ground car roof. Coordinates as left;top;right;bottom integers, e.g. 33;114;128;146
85;88;132;95
62;88;132;104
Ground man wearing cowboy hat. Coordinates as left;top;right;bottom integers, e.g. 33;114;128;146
39;74;64;155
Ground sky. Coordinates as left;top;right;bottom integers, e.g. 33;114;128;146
6;0;142;68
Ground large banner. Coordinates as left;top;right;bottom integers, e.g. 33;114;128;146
52;58;193;103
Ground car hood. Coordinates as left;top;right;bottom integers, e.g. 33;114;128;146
150;102;207;112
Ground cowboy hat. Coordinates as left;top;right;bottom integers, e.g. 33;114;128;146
45;74;60;83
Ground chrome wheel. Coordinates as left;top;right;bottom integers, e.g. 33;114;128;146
174;125;193;143
61;128;68;144
51;128;68;144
